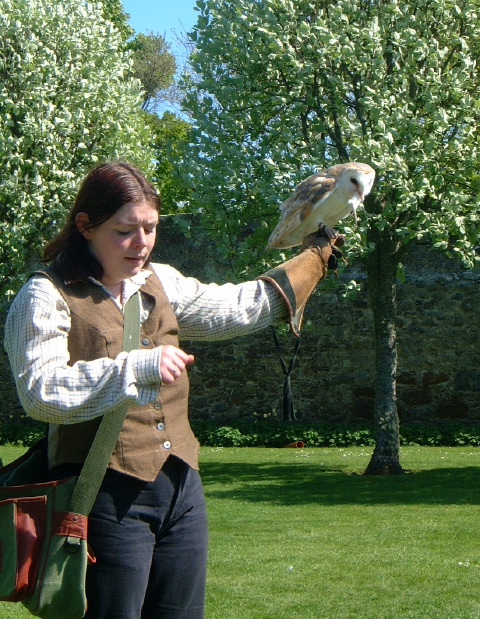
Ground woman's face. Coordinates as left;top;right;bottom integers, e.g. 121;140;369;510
76;200;159;285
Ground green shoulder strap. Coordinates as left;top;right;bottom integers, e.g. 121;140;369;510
67;291;142;516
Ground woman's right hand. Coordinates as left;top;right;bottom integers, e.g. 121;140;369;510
160;345;195;384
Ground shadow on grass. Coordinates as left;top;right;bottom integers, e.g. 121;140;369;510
201;462;480;506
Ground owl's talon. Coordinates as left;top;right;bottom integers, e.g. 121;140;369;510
318;223;338;239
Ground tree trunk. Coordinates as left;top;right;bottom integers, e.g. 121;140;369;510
364;230;405;475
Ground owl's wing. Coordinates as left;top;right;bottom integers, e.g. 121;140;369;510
267;174;336;248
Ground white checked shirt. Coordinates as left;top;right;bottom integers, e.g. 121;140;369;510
4;264;286;425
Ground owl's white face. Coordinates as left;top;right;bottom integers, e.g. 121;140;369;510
340;169;375;203
338;168;375;223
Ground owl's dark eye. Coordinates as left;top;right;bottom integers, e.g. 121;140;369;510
351;178;358;185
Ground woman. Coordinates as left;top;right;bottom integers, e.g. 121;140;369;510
4;161;339;618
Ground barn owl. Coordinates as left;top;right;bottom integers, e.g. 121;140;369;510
267;162;375;249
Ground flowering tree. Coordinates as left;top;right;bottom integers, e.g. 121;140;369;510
181;0;480;473
0;0;154;301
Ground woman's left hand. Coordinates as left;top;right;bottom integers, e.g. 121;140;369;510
159;344;195;384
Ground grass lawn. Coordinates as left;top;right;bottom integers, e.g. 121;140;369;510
1;445;479;618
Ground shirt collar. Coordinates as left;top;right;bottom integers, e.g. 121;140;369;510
89;269;152;308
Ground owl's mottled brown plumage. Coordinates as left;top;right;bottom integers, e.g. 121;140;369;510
267;162;375;249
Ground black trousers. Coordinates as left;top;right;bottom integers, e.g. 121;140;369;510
51;457;208;619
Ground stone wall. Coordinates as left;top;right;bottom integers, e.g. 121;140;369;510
156;216;480;424
1;215;479;428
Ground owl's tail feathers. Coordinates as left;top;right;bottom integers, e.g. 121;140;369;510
257;231;344;336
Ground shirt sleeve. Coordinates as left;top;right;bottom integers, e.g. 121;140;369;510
151;263;288;341
3;277;163;425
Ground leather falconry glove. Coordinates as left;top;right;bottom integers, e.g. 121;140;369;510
258;228;345;337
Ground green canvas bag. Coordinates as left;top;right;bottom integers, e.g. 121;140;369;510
0;439;91;618
0;292;141;618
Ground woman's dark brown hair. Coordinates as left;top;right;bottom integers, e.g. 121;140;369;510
43;162;161;283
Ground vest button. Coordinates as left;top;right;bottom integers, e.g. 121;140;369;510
141;337;150;346
157;422;165;431
154;402;162;411
163;441;171;449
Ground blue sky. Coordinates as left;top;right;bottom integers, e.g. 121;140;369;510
121;0;199;42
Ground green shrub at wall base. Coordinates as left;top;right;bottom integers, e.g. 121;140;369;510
1;419;480;449
0;420;47;446
190;420;480;449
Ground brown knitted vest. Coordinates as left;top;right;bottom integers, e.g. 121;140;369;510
42;269;199;482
